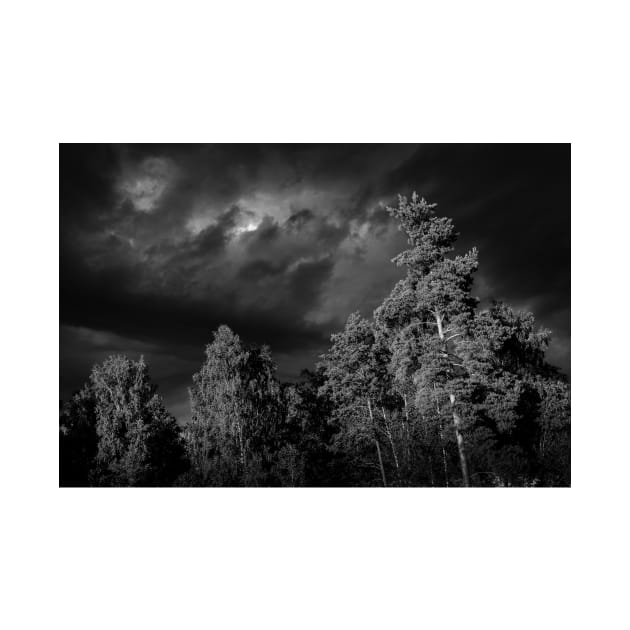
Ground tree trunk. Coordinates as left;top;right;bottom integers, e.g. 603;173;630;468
382;406;400;472
236;421;246;476
450;394;470;487
439;420;449;487
402;394;412;465
436;311;471;488
368;398;387;487
417;408;435;487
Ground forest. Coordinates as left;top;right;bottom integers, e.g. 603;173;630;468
59;194;570;487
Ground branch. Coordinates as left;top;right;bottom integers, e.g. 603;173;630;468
445;333;463;342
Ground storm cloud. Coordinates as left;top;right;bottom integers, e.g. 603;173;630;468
60;144;570;421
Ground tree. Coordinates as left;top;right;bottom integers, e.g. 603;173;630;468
319;312;393;486
536;377;570;485
59;386;98;486
88;355;186;486
375;193;478;486
187;325;282;486
280;369;339;486
453;301;570;485
374;195;570;486
385;323;441;485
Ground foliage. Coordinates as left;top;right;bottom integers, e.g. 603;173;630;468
59;386;98;487
186;325;284;486
60;193;570;487
59;355;187;486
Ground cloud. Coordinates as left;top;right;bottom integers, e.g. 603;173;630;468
117;157;177;213
60;144;571;420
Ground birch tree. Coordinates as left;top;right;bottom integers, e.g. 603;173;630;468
89;355;185;486
187;325;282;485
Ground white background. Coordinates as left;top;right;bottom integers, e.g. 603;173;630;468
1;1;628;629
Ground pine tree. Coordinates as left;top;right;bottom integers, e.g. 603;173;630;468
385;324;438;485
319;312;391;486
375;193;479;486
459;301;570;484
375;194;570;486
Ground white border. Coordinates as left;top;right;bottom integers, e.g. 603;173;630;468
3;2;628;629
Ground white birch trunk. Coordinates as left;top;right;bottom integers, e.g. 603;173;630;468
382;406;400;472
368;398;387;487
436;311;471;487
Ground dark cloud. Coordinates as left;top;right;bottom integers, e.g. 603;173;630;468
60;144;570;421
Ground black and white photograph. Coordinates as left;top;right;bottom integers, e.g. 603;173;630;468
4;2;629;629
60;144;570;487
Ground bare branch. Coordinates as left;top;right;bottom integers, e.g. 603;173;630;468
445;333;463;342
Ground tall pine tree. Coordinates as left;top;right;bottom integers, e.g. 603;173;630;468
375;193;479;486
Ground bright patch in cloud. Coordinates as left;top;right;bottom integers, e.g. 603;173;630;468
233;221;260;235
118;157;176;213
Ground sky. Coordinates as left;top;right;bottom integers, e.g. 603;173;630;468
60;144;571;422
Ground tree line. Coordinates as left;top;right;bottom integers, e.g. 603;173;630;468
60;194;570;487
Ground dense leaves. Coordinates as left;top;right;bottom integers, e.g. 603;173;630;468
60;193;570;487
60;356;187;486
185;325;284;486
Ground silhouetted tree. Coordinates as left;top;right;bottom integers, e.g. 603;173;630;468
280;369;339;486
59;386;98;486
